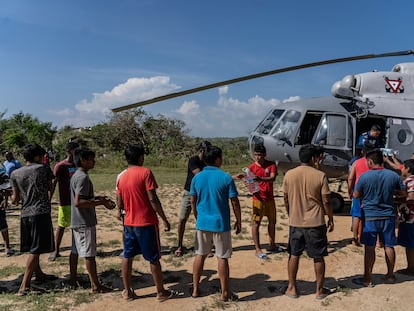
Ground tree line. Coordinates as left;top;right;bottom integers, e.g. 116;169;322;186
0;109;250;169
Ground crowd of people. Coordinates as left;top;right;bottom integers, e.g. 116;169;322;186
0;136;412;303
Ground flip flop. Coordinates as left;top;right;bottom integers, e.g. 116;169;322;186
352;277;375;288
122;288;138;301
279;285;298;299
316;287;331;300
157;290;179;302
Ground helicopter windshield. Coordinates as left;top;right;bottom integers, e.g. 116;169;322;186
271;110;301;143
255;109;284;134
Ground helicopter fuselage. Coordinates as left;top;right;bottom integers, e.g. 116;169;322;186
248;63;414;178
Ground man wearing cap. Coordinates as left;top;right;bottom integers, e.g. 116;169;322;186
357;124;384;148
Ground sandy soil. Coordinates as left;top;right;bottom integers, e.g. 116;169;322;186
1;181;413;311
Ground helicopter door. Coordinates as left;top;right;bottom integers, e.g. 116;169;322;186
312;112;352;150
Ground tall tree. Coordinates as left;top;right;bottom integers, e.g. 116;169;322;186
1;112;56;152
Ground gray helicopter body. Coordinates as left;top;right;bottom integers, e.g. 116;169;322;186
249;62;414;179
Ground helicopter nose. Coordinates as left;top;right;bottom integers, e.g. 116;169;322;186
249;135;264;146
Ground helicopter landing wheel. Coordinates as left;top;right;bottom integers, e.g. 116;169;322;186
330;192;344;214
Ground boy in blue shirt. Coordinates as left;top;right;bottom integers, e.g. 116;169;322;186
190;146;242;301
353;149;406;287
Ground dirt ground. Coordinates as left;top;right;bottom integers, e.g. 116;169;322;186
0;181;413;311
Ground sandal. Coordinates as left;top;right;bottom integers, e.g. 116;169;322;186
122;288;138;301
157;290;179;302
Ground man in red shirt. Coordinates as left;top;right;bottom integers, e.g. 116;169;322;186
247;144;281;259
116;144;177;302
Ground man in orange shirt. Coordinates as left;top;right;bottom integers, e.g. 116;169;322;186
116;144;177;302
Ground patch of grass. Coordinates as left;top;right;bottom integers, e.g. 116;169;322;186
98;239;121;248
0;264;24;278
1;289;96;311
320;297;334;306
336;284;353;296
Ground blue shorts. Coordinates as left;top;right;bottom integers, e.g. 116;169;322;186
398;222;414;248
123;224;161;262
362;218;396;247
350;197;362;218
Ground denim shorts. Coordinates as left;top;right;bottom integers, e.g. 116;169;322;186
362;217;396;247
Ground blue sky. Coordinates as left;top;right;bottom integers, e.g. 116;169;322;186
1;0;413;137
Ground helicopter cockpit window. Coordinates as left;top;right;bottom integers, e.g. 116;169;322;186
255;109;284;134
313;114;347;147
271;110;301;143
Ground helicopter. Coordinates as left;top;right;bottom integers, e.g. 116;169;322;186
112;50;414;212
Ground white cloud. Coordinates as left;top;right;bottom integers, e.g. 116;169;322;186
60;76;291;137
69;76;180;126
283;96;301;103
175;100;200;116
171;87;281;137
218;85;228;95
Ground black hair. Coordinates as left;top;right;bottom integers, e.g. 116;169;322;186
65;141;79;152
198;141;212;152
314;145;325;157
404;159;414;174
124;144;145;165
299;144;316;163
204;146;222;165
371;124;381;131
254;144;266;154
23;143;45;162
365;149;383;165
74;148;95;168
362;143;375;155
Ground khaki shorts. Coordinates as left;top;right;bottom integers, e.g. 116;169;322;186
58;205;71;228
252;199;276;222
179;190;192;220
194;230;232;259
71;226;97;258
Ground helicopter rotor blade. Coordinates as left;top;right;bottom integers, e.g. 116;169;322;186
111;49;414;113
